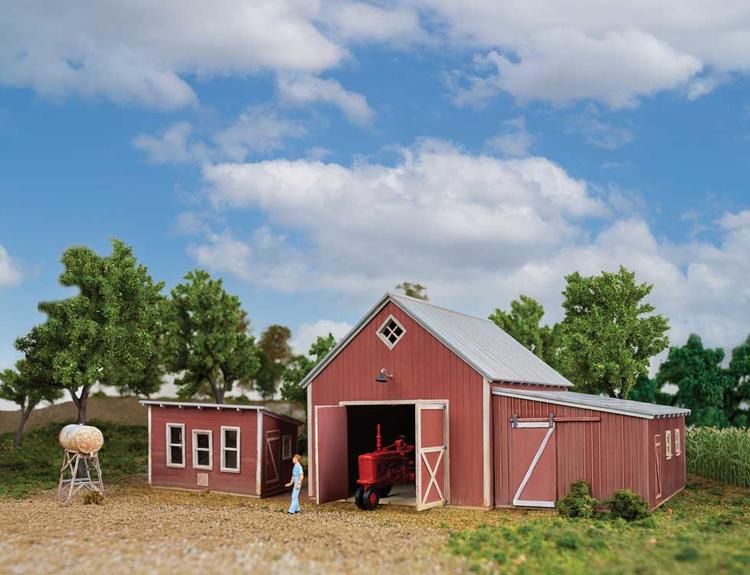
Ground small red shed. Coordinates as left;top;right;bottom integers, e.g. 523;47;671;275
141;401;303;497
303;293;689;511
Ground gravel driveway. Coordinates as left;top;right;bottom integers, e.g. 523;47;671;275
0;480;533;574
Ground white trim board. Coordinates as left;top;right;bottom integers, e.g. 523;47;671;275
256;411;263;496
139;400;304;426
339;399;450;406
482;378;491;508
147;406;152;484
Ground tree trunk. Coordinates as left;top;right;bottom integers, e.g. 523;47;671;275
76;385;91;424
14;404;33;449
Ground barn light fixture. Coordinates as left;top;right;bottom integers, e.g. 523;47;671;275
375;368;393;384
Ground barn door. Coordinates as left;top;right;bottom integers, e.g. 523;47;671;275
416;403;448;510
315;405;348;504
511;417;557;507
265;430;280;485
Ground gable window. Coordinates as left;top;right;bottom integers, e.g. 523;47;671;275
282;434;292;460
221;426;241;473
665;430;673;460
377;315;406;349
192;429;213;470
166;423;185;468
674;428;681;456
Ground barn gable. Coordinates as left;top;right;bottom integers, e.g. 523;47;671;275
302;293;572;388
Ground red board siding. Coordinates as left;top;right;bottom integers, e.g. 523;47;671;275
151;406;258;496
493;394;664;508
648;416;686;508
310;301;486;507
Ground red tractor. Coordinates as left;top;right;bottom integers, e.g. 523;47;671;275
354;424;415;510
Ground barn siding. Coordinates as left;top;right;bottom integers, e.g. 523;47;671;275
309;301;486;507
648;416;687;508
150;407;259;496
492;394;656;507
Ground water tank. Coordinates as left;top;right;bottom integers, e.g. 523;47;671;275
58;424;104;454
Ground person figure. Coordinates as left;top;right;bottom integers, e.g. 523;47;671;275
285;454;304;514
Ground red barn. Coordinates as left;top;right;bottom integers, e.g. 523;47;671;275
142;401;303;497
303;293;689;510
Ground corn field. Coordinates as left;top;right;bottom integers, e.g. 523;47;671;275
686;427;750;487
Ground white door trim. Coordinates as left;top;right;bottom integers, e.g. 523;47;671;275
482;378;491;507
416;403;448;510
512;421;556;507
256;411;263;496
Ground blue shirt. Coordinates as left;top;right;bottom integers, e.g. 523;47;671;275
293;462;303;480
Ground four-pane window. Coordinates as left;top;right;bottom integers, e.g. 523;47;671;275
221;426;241;472
282;434;292;460
674;428;681;456
665;430;673;459
377;315;406;349
166;423;185;468
192;429;213;470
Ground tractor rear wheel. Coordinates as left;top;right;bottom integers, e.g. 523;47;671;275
364;486;380;510
354;485;366;509
379;485;392;498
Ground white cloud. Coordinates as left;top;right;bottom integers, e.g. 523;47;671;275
213;106;307;161
0;245;22;287
277;75;375;126
192;141;750;352
566;107;635;150
486;117;535;157
291;319;353;355
322;1;425;45
133;121;209;164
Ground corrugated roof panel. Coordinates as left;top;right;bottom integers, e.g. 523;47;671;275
492;388;691;419
389;294;572;387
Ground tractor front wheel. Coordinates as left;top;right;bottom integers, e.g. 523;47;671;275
364;486;380;510
354;485;366;509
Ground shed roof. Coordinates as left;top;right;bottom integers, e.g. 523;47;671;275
492;388;691;419
139;400;305;426
301;292;573;388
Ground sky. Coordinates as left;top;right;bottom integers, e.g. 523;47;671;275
1;1;750;409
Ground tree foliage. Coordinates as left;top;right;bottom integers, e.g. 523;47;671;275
560;267;669;398
396;282;428;300
253;325;293;400
727;335;750;427
280;334;337;406
0;359;62;447
657;334;732;426
166;269;260;404
489;294;563;370
16;239;165;423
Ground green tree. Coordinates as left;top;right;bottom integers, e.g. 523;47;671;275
280;334;337;406
0;359;62;447
396;282;428;300
166;270;260;404
728;334;750;427
560;266;669;398
16;240;165;423
489;295;563;369
657;334;732;426
253;325;293;400
627;374;671;404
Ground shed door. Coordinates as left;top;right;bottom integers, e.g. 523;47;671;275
416;403;448;510
315;405;348;504
511;419;557;507
265;430;280;485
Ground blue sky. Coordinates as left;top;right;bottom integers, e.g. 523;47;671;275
2;1;750;391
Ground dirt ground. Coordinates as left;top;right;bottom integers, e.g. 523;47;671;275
0;479;546;575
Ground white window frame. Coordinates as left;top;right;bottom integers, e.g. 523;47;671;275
166;423;185;468
674;428;681;456
282;434;292;461
192;429;213;470
377;314;406;350
665;429;673;460
220;426;241;473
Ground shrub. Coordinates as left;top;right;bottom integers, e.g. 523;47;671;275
608;489;650;521
557;479;598;518
82;491;104;505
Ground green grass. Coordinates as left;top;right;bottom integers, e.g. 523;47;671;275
449;477;750;574
687;427;750;487
0;420;147;498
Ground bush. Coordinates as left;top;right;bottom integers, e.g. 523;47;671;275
557;479;598;518
82;491;104;505
608;489;650;521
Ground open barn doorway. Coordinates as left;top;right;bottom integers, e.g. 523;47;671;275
345;404;417;508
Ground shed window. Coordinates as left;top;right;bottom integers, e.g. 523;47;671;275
282;434;292;460
192;429;213;470
221;426;240;473
377;315;406;349
674;428;681;456
665;430;673;459
166;423;185;468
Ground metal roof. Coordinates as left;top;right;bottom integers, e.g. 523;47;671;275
492;388;691;419
139;400;305;426
301;292;573;388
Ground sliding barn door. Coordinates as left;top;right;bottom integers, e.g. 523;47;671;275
510;418;557;507
314;405;348;504
416;403;448;510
